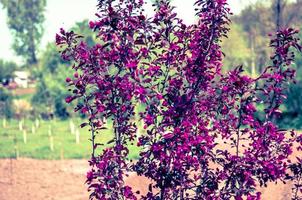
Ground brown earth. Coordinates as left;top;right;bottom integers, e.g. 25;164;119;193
0;158;295;200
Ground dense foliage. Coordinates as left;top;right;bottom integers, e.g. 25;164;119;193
58;0;302;199
0;59;17;84
30;20;96;120
0;87;13;118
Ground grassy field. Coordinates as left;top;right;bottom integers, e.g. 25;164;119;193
0;118;141;160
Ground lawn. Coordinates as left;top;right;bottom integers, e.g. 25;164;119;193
0;118;141;160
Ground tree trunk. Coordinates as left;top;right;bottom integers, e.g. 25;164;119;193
275;0;283;31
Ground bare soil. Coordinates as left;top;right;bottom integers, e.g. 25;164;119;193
0;158;294;200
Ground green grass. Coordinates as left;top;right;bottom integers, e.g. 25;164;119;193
0;118;141;160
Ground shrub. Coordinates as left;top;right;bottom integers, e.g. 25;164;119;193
13;99;32;119
32;64;74;120
0;87;13;118
0;60;17;84
57;0;302;199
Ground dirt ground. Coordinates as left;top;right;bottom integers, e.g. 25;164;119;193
0;158;295;200
0;158;150;200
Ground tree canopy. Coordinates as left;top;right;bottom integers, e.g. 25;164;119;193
0;0;46;65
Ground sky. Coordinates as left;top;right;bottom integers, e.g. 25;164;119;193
0;0;254;64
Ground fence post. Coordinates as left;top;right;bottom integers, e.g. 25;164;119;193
75;129;80;144
19;120;23;131
32;124;36;134
2;118;7;128
48;125;52;136
69;120;75;135
23;130;27;144
35;118;40;129
13;132;19;159
60;145;64;160
49;135;54;151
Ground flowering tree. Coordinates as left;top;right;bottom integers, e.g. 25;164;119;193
57;0;302;199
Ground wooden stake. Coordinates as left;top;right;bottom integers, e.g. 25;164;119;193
48;125;52;136
23;130;27;144
35;119;39;128
15;146;19;159
75;129;80;144
69;120;75;135
2;118;7;128
13;133;18;159
60;147;64;160
49;136;54;151
19;121;23;131
31;125;36;134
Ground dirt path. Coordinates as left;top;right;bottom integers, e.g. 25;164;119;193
0;158;294;200
0;158;88;200
0;158;149;200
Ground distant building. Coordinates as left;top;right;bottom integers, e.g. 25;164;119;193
14;71;30;88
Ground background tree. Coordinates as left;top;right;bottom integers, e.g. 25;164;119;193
233;3;273;76
0;59;17;84
221;24;251;73
32;42;73;119
233;0;302;76
40;43;70;74
227;0;302;128
279;29;302;128
72;19;96;47
31;64;73;119
0;87;13;118
273;0;302;28
0;0;46;65
30;18;96;120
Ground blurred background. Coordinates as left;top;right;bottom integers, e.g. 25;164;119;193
0;0;301;199
0;0;301;159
